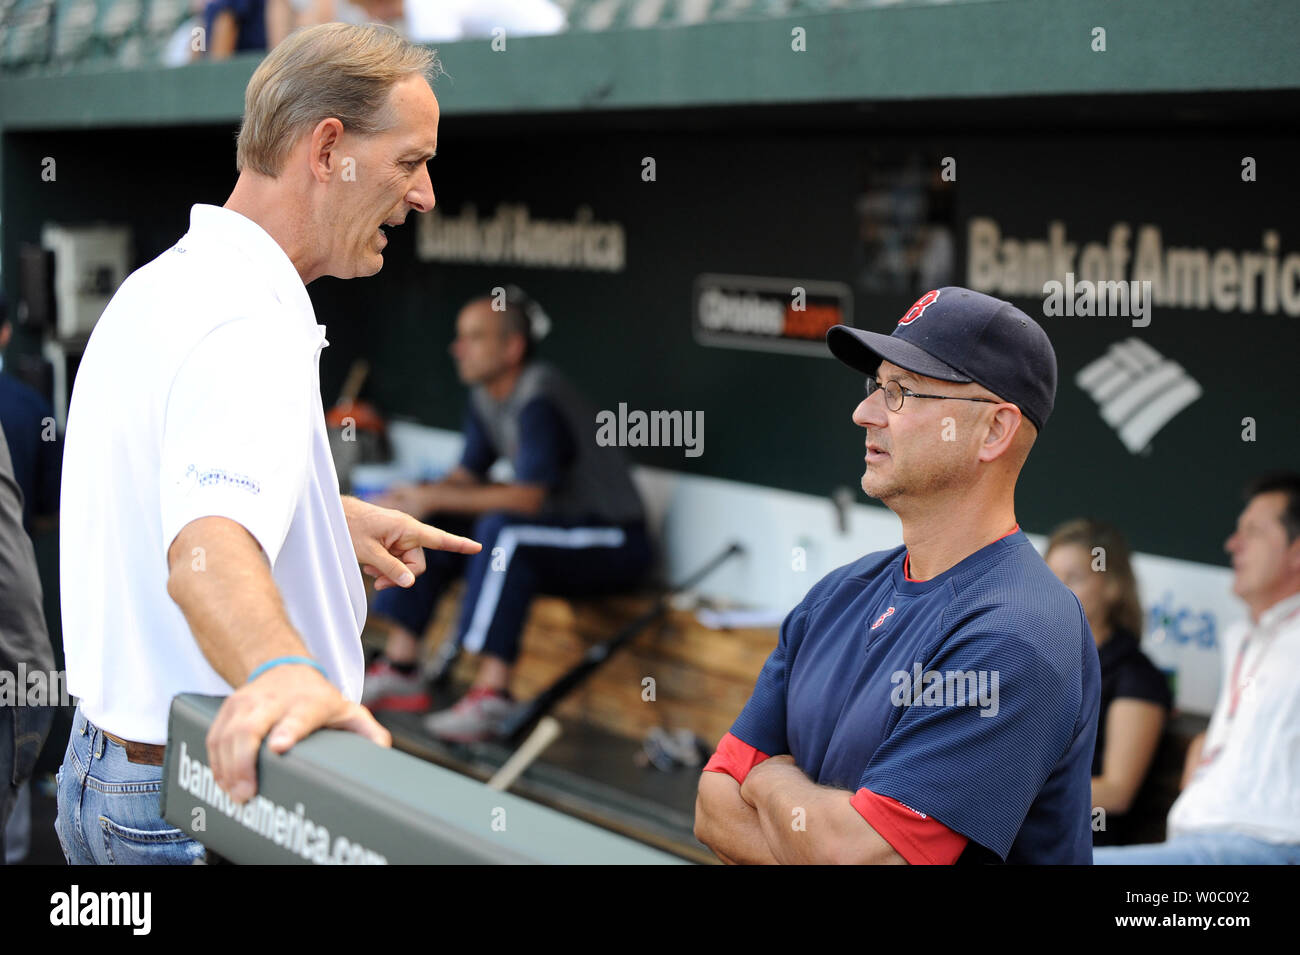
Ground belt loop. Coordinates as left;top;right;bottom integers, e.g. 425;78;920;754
96;733;106;760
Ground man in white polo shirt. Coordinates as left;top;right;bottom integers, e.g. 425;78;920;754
1095;472;1300;864
54;23;479;865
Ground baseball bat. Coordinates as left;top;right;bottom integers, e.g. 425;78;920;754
486;716;563;792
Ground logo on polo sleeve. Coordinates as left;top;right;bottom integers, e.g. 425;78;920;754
181;464;262;495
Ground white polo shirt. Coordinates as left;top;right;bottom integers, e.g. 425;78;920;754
60;204;366;744
1167;590;1300;844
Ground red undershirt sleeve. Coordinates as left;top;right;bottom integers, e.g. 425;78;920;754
851;788;969;865
702;731;772;785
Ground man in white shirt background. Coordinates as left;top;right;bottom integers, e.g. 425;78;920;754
54;23;479;865
1095;471;1300;864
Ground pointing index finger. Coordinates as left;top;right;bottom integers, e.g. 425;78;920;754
416;522;482;554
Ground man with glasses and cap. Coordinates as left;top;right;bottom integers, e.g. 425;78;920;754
693;287;1101;865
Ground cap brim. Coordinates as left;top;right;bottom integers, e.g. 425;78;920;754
825;325;971;382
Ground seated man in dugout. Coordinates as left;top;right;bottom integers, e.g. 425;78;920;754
1045;519;1171;846
364;288;652;741
1095;473;1300;864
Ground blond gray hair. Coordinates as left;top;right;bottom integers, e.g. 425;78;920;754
236;23;442;178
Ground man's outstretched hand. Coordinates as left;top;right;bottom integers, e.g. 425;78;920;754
341;495;481;592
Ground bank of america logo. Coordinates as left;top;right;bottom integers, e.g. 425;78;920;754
1076;339;1202;453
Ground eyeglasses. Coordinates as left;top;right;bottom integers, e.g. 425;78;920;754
865;377;1000;413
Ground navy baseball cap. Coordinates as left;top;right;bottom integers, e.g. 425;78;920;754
825;287;1058;432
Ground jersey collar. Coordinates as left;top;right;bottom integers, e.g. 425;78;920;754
896;526;1024;594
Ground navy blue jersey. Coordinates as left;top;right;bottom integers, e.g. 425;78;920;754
458;405;496;477
458;361;644;525
458;398;575;487
730;529;1101;864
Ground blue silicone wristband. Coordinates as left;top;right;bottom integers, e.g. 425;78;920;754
247;656;330;685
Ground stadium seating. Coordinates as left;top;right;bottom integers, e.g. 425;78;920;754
0;0;943;75
0;0;192;72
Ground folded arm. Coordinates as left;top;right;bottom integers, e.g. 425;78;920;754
694;770;780;865
740;756;907;865
694;733;907;865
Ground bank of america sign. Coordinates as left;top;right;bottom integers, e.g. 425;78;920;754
1076;339;1202;453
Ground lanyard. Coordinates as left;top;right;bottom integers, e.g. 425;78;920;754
1225;603;1300;719
1198;603;1300;772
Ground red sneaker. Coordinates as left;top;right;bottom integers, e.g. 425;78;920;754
362;659;433;712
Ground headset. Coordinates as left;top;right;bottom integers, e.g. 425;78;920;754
495;284;552;360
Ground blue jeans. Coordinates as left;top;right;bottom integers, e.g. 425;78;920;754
55;706;205;865
1094;832;1300;864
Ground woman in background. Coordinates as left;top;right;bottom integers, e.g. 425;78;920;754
1046;519;1172;846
